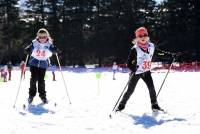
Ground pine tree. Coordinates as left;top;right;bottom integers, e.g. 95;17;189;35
0;0;20;64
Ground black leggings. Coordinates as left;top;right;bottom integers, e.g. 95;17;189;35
120;71;157;105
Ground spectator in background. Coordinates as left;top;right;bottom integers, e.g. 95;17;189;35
7;61;13;81
0;66;8;82
20;61;26;80
112;62;118;80
51;64;57;81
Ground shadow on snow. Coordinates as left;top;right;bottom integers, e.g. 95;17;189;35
27;103;55;115
128;113;186;129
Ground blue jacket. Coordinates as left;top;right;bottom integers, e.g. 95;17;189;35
25;39;57;69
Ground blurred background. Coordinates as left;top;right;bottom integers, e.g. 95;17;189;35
0;0;199;67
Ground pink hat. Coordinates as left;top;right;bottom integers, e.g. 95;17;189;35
135;27;148;37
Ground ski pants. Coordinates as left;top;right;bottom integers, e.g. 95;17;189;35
8;70;11;80
29;66;46;99
120;71;157;106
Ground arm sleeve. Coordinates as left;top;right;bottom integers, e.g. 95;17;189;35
127;48;138;72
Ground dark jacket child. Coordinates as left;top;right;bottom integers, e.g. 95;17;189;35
116;27;163;112
25;28;57;104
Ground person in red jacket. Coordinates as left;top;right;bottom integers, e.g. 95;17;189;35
0;66;8;82
20;61;26;80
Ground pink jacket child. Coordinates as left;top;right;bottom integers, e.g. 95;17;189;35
0;66;8;82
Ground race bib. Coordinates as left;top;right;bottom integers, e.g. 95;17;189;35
31;46;52;60
142;60;151;70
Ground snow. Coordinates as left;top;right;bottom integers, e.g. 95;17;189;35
0;69;200;134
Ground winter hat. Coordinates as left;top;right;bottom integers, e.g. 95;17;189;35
135;27;148;38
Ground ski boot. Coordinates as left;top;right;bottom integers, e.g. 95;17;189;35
151;103;164;112
41;97;48;104
28;96;33;104
115;103;125;112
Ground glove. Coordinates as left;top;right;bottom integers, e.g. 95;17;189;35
24;48;31;54
24;44;33;54
131;65;139;73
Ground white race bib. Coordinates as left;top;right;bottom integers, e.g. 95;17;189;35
135;43;155;74
31;42;52;60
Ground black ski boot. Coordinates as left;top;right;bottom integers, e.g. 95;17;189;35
151;103;164;112
28;96;33;104
115;103;125;112
41;97;48;104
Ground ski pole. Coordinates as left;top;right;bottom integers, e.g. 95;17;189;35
156;57;175;98
55;53;72;104
109;73;134;118
13;54;29;108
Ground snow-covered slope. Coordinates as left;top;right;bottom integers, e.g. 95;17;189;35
0;69;199;134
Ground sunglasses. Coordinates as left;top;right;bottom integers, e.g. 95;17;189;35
38;36;47;39
138;34;148;38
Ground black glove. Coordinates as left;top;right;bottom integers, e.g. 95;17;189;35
131;65;139;73
24;44;33;54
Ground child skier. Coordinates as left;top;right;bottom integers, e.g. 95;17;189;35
116;27;163;112
25;28;57;104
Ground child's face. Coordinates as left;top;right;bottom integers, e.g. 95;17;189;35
137;34;148;44
38;33;48;43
